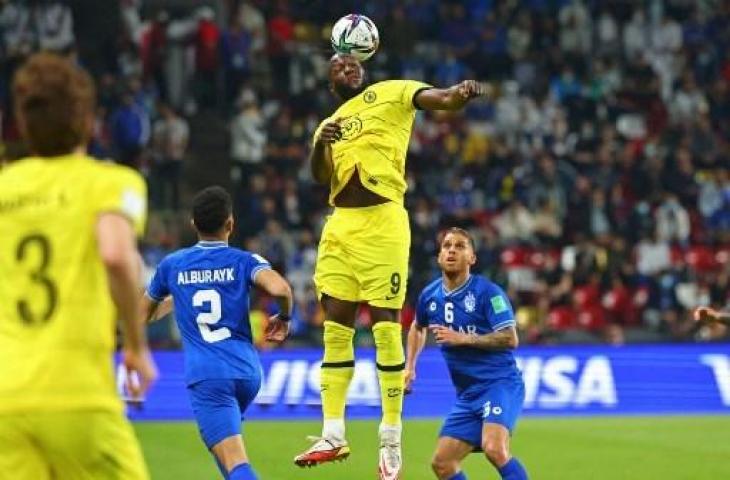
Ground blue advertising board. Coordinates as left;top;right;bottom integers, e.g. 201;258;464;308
124;344;730;421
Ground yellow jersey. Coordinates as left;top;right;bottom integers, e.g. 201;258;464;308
314;79;431;205
0;154;147;414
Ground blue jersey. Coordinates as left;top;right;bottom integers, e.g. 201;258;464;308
147;240;271;385
416;275;520;394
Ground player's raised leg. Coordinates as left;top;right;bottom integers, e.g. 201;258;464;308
371;308;406;480
294;295;356;467
482;423;528;480
430;436;473;480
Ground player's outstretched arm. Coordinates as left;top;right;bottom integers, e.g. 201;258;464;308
140;293;173;324
254;269;294;343
310;118;341;184
430;325;518;351
694;307;730;326
415;80;492;112
97;213;157;398
405;322;428;393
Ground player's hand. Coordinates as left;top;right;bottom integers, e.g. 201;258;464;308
694;306;719;324
317;118;343;144
404;368;416;395
121;347;157;401
457;80;492;100
265;315;291;343
429;325;469;346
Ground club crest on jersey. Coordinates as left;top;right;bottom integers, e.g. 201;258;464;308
363;90;376;103
429;301;437;312
464;292;476;313
340;116;363;140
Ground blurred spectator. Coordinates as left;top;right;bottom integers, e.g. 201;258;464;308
110;90;150;168
230;88;266;180
493;199;535;244
655;193;690;245
150;103;189;210
193;7;220;108
36;1;75;52
141;10;169;101
636;231;672;277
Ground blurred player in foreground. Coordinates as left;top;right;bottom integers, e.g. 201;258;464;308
0;53;156;479
406;228;529;480
141;186;293;480
295;52;490;480
694;307;730;326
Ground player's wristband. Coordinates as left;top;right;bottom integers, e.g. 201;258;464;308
278;312;292;322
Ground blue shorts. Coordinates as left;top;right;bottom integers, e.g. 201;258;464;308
439;376;525;450
188;377;261;449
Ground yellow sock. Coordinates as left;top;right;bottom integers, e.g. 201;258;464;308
372;321;405;427
321;321;355;425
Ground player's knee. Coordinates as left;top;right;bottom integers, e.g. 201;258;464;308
430;454;458;480
482;438;509;467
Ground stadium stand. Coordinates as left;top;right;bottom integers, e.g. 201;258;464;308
1;0;728;347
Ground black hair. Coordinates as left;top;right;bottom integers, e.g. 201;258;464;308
192;186;232;235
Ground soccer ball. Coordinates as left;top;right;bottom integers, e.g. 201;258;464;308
330;14;379;61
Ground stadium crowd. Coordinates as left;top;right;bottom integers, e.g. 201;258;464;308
1;0;728;347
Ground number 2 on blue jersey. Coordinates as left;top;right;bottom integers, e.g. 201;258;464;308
192;289;231;343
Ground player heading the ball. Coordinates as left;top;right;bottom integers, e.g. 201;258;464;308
294;13;492;480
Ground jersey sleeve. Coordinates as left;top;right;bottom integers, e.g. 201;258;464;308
94;165;148;237
147;257;170;301
244;252;272;286
415;291;429;327
312;118;329;147
484;284;515;331
398;80;433;111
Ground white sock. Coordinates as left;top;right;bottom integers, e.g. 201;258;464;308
322;418;346;441
379;422;402;440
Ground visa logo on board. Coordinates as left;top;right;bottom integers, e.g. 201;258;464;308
253;355;619;409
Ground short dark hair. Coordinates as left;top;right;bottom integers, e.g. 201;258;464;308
438;227;476;250
192;186;232;235
12;53;96;156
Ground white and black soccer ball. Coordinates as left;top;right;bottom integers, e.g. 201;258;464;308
330;14;379;61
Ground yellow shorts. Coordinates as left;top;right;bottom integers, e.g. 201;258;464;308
0;410;149;480
314;201;410;309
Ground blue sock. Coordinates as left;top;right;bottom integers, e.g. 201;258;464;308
449;472;468;480
229;463;257;480
498;457;528;480
214;456;229;479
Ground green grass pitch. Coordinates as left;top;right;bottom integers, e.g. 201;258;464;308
136;416;730;479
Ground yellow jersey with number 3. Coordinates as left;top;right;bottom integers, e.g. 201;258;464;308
314;79;432;206
0;154;147;414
